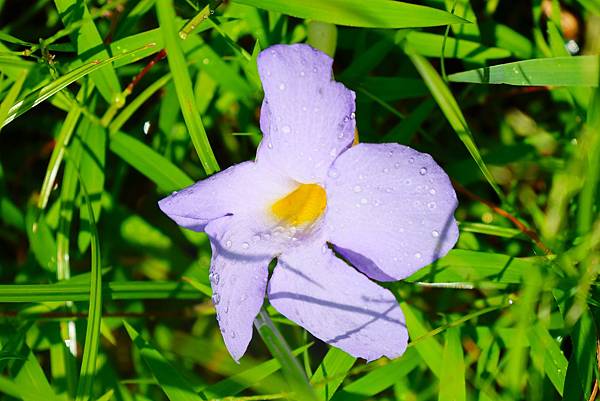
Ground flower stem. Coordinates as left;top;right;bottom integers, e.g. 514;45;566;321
254;309;319;401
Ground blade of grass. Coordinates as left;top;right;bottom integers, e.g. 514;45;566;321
124;321;205;401
407;51;504;200
2;44;155;127
448;56;599;87
156;0;219;174
72;160;103;401
0;69;27;134
233;0;468;28
254;310;319;401
438;327;466;401
310;348;356;401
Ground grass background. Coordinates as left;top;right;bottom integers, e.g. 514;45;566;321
0;0;599;400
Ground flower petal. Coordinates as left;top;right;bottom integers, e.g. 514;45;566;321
208;241;269;361
268;241;408;361
158;161;295;232
256;44;356;183
325;143;458;281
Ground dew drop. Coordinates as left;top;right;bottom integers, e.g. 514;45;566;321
404;179;412;185
373;199;381;206
212;293;221;305
385;187;394;193
299;71;305;77
312;67;318;73
210;272;220;285
231;331;236;338
171;190;178;196
327;168;339;179
329;147;337;157
242;242;249;249
353;185;362;193
419;167;428;175
278;83;286;90
337;132;345;139
394;162;401;169
225;240;232;248
350;112;356;119
267;142;273;149
408;157;415;164
382;167;390;173
281;125;291;133
429;188;437;195
321;244;328;254
432;230;440;238
251;234;260;242
360;197;368;205
414;252;422;259
302;106;307;112
427;202;437;209
263;233;271;240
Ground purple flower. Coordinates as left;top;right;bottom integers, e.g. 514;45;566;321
159;44;458;362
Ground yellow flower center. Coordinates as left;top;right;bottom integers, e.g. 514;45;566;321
271;183;327;226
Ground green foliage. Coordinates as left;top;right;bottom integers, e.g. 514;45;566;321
0;1;599;401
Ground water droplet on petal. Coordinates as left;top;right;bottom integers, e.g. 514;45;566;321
414;252;422;259
312;67;318;73
382;167;389;173
385;187;394;193
429;188;437;195
350;112;356;119
428;202;437;209
419;167;428;175
373;199;381;206
282;125;291;133
432;230;440;238
299;71;305;76
404;179;412;185
231;331;236;338
278;83;286;90
267;142;273;149
337;132;344;139
353;185;362;193
321;244;328;254
408;157;415;164
225;240;232;248
394;162;401;169
360;197;368;205
329;147;337;157
328;168;339;179
302;106;307;112
242;242;249;249
171;190;178;196
210;272;220;284
263;233;271;240
212;293;220;305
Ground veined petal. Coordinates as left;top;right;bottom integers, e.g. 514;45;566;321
209;241;270;361
158;161;295;231
268;241;408;361
256;44;356;183
324;143;458;281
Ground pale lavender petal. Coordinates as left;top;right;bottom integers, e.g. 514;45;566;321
268;241;408;361
158;161;295;232
324;143;458;281
208;241;269;361
256;44;356;183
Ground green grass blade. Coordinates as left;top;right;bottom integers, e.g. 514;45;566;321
156;0;219;175
109;130;194;192
0;281;201;302
109;73;172;135
54;0;121;103
254;310;319;401
528;324;568;395
448;56;600;87
407;51;504;200
0;375;61;401
2;45;155;127
310;348;356;401
401;303;443;377
202;344;311;399
37;105;81;210
405;31;511;62
233;0;468;28
124;322;204;401
73;163;103;401
0;69;27;134
330;348;420;401
438;327;466;401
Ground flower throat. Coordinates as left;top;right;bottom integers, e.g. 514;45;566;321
271;183;327;226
